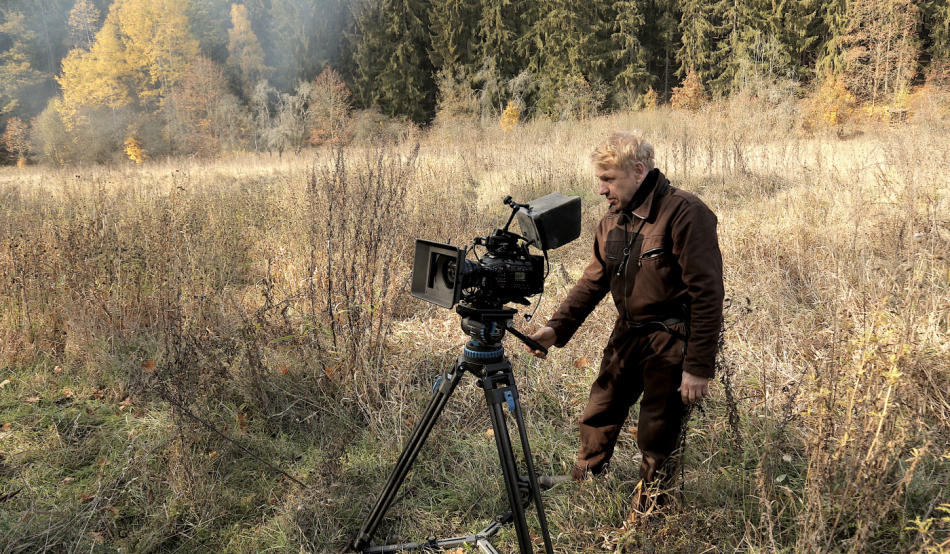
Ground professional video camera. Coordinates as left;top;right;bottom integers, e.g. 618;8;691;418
351;192;581;554
411;192;582;310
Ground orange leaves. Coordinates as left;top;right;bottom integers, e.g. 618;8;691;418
141;360;156;373
574;357;590;369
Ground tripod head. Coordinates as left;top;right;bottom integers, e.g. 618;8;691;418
456;305;548;363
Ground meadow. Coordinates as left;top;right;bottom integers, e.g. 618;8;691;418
0;104;948;553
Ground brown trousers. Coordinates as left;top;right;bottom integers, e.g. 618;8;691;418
571;321;687;485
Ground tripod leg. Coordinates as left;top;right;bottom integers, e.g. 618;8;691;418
510;393;554;554
485;383;534;554
351;362;466;552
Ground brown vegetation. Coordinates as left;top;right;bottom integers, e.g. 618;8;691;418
0;106;948;553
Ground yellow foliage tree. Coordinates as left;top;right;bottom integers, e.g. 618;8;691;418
67;0;101;50
499;101;520;131
124;136;147;163
58;0;199;125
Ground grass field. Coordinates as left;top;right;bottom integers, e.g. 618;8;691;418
1;106;949;553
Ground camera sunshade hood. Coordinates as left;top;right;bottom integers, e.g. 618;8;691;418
515;192;582;251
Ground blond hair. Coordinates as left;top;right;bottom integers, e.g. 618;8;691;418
591;131;655;172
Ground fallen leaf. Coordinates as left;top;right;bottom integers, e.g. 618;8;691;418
268;497;277;505
98;458;108;467
237;413;247;431
25;396;41;403
627;426;638;438
484;428;495;441
80;493;95;503
209;451;218;459
120;397;133;407
277;365;289;375
574;357;590;369
88;531;104;543
53;366;63;374
62;477;75;484
106;506;119;516
62;388;74;398
1;423;11;431
0;379;10;389
141;360;155;373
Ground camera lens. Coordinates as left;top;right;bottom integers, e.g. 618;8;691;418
443;259;457;287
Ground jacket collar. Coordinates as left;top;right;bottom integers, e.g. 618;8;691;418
609;168;668;221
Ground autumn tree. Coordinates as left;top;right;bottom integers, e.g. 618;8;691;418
0;10;43;116
58;0;199;123
166;56;246;156
840;0;920;107
67;0;100;50
227;3;274;99
1;116;30;164
305;66;351;147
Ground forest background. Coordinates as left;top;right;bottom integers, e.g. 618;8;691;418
2;1;950;553
1;0;950;164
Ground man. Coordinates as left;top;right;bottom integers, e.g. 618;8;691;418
526;131;724;514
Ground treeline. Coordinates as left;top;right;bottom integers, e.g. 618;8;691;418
1;0;949;164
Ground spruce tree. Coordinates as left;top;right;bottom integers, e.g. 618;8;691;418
476;0;520;77
612;0;651;92
428;0;478;73
350;0;434;121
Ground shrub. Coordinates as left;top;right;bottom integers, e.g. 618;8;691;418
499;101;520;131
670;69;706;111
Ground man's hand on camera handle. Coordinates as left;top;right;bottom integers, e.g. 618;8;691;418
525;326;557;359
678;371;710;404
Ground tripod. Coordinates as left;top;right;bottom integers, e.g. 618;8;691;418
350;305;554;554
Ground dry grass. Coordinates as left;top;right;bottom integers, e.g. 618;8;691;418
0;106;948;553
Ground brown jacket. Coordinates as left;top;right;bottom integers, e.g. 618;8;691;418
547;169;724;378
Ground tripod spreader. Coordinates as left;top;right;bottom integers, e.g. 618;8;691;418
349;305;554;554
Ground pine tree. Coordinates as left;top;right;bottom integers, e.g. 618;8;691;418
187;0;232;63
270;0;347;89
612;0;651;92
349;0;433;121
476;0;520;77
525;0;613;106
677;0;721;88
920;0;950;84
816;0;848;76
640;0;681;100
428;0;478;72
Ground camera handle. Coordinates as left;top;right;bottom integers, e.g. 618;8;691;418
349;306;554;554
503;321;548;356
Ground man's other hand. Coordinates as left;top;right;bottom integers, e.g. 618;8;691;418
525;326;557;359
678;371;710;404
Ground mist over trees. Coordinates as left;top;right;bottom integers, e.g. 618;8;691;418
1;0;950;164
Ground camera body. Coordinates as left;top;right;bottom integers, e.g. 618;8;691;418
411;193;581;310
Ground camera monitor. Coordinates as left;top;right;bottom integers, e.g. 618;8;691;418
515;192;582;251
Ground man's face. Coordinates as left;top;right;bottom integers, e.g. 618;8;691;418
595;162;647;209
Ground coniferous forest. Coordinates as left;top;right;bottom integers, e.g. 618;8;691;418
1;0;949;164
